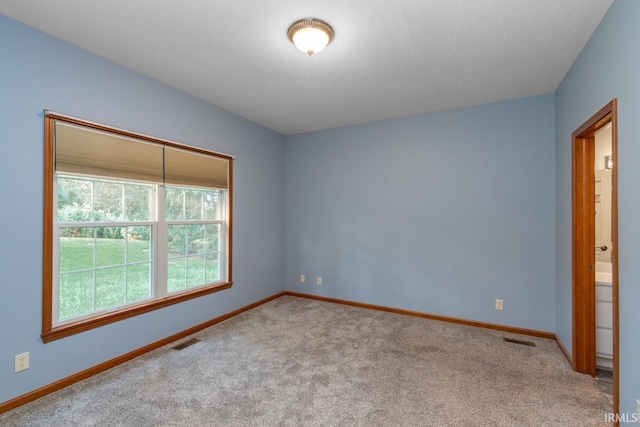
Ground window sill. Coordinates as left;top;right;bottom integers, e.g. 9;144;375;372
41;282;232;343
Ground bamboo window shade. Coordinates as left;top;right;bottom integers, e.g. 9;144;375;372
54;121;229;189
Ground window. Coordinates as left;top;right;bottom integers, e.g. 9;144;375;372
43;113;233;342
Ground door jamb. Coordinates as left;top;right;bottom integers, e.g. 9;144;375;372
571;98;618;418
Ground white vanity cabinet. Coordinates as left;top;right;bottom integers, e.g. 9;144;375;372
595;272;613;369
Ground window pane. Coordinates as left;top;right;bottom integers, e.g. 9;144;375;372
168;258;186;293
187;256;206;288
184;189;203;220
94;181;123;221
96;267;125;310
187;224;205;254
127;263;152;303
59;271;94;320
204;190;220;220
165;187;184;221
127;227;151;263
96;226;122;240
57;176;92;222
124;184;151;221
59;233;94;273
167;225;187;256
96;230;126;267
204;224;220;254
206;253;220;283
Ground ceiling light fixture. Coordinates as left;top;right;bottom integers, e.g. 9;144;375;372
287;18;334;56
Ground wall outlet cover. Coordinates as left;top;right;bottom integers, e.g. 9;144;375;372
15;352;30;373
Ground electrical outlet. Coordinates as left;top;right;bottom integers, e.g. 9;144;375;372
495;299;504;311
316;277;322;286
15;352;29;373
300;274;305;284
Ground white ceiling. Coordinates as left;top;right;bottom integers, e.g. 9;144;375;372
0;0;613;135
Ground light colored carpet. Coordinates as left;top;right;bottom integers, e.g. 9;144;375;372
0;296;612;426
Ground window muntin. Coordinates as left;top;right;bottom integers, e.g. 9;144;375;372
43;112;233;341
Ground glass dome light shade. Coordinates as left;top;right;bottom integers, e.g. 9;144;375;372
288;19;334;56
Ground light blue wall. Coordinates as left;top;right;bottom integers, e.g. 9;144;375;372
0;15;285;404
285;95;556;332
555;0;640;420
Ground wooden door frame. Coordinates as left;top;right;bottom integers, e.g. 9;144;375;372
572;99;619;417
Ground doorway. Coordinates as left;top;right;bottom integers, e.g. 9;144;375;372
572;99;618;416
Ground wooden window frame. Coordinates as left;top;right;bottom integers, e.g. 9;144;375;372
42;112;233;343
